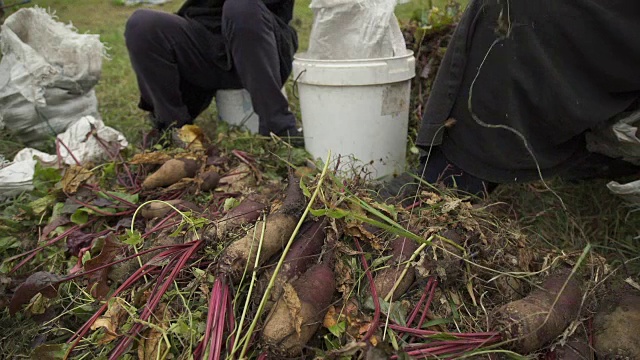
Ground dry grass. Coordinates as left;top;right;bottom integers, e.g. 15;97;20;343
0;1;638;357
492;179;640;276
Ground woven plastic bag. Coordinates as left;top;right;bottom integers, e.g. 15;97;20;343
306;0;407;60
0;7;104;146
586;110;640;205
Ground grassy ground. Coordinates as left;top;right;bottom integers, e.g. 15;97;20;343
0;1;638;358
1;0;637;272
0;0;462;157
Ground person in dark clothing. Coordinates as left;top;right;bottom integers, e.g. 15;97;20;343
385;0;640;198
124;0;302;142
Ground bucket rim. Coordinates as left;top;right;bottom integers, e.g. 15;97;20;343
294;50;415;63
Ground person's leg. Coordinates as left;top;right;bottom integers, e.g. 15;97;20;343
125;9;240;130
379;146;496;202
558;150;640;182
222;0;297;136
419;146;497;195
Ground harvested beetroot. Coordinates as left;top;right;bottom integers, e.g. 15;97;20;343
258;218;327;312
217;175;306;284
373;236;419;301
261;262;336;357
215;195;268;239
594;293;640;359
142;158;198;190
198;170;220;192
491;269;583;353
140;200;201;219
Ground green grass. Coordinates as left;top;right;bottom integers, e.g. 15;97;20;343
493;179;640;275
1;0;637;273
0;0;463;154
0;2;639;357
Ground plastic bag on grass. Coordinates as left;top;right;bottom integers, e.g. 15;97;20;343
586;110;640;205
0;116;128;199
607;180;640;206
56;116;128;165
306;0;407;60
586;110;640;166
0;7;104;146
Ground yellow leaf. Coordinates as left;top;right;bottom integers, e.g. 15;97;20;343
176;124;205;150
129;152;172;165
323;305;338;329
138;304;169;360
369;335;378;347
90;298;128;345
61;166;94;194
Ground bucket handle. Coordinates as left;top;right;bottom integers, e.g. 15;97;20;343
292;69;306;100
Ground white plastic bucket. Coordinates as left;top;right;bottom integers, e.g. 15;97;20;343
215;88;289;134
215;89;260;134
292;50;415;180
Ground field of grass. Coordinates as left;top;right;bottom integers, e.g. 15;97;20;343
0;1;638;358
0;0;460;156
1;0;637;274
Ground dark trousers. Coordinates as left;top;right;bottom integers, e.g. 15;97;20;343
124;0;296;136
419;146;639;196
419;146;496;196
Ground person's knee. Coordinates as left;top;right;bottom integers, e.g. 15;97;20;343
125;9;164;50
222;0;265;32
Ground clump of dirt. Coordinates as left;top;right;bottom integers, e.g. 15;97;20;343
594;291;640;359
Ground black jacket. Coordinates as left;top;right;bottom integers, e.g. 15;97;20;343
417;0;640;183
177;0;297;81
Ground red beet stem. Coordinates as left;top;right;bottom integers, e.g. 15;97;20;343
388;324;501;339
109;241;202;359
417;278;439;329
401;343;479;358
69;196;136;216
10;223;93;273
407;278;434;327
200;277;232;360
66;264;156;355
143;216;181;238
211;284;229;360
62;243;188;284
207;290;222;360
355;239;380;343
405;339;496;348
69;196;136;217
203;280;222;355
56;138;82;166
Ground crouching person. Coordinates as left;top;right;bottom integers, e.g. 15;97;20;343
385;0;640;199
124;0;303;145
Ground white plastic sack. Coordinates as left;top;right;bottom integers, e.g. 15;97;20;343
607;180;640;206
586;110;640;205
57;116;128;166
0;149;58;196
0;156;38;197
0;116;128;198
306;0;407;60
586;110;640;165
0;7;104;146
